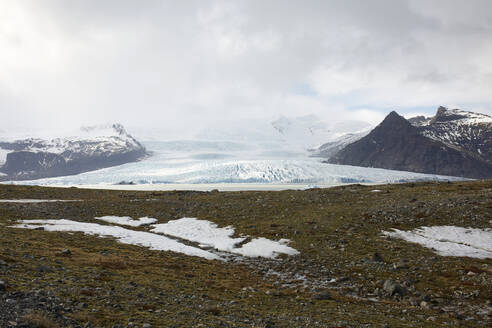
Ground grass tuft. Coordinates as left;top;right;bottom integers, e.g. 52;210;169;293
22;312;58;328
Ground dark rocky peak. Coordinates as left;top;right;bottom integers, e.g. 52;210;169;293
436;106;448;116
431;106;474;123
112;123;128;136
380;111;410;125
373;111;414;136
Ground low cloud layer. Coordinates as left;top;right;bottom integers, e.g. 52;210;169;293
1;0;491;136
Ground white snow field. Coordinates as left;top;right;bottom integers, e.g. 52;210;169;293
383;226;492;259
3;140;465;191
12;217;299;259
231;238;299;258
96;216;157;227
151;218;246;251
13;219;221;260
151;217;299;257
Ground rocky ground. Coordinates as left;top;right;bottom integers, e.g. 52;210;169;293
0;181;491;327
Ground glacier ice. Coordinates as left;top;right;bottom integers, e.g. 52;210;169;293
2;140;464;189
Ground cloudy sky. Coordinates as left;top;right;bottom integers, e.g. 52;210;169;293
1;0;492;135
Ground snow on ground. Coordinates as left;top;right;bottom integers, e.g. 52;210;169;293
232;237;299;258
152;217;299;258
151;218;245;251
12;217;300;260
383;226;492;259
12;219;221;260
0;199;81;203
96;216;157;227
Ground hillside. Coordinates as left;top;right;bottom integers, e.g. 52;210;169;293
0;181;490;327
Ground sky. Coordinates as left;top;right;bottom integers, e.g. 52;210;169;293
1;0;492;137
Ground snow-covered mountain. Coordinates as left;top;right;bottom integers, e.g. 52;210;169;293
309;130;370;158
409;106;492;164
271;115;372;149
194;115;372;151
0;124;147;181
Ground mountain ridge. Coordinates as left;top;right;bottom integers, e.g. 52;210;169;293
0;123;148;181
410;106;492;165
326;108;492;179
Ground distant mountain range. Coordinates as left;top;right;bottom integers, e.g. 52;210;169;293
192;115;372;151
321;107;492;179
2;108;490;182
0;124;147;181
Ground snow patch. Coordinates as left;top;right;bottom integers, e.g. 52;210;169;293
12;217;300;260
96;216;157;227
383;226;492;259
152;217;299;258
232;237;300;258
12;219;221;260
151;218;245;252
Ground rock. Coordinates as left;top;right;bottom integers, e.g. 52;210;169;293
37;265;53;273
60;249;71;256
266;290;280;296
371;252;384;262
142;324;152;328
0;280;6;292
393;259;408;270
313;291;332;300
0;259;7;266
409;297;420;306
383;279;406;296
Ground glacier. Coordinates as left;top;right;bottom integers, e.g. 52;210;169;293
2;139;465;190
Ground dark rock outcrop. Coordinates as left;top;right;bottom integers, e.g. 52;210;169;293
327;111;492;179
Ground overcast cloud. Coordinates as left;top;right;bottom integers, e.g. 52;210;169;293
1;0;492;136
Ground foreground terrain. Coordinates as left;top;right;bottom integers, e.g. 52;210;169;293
0;181;491;327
